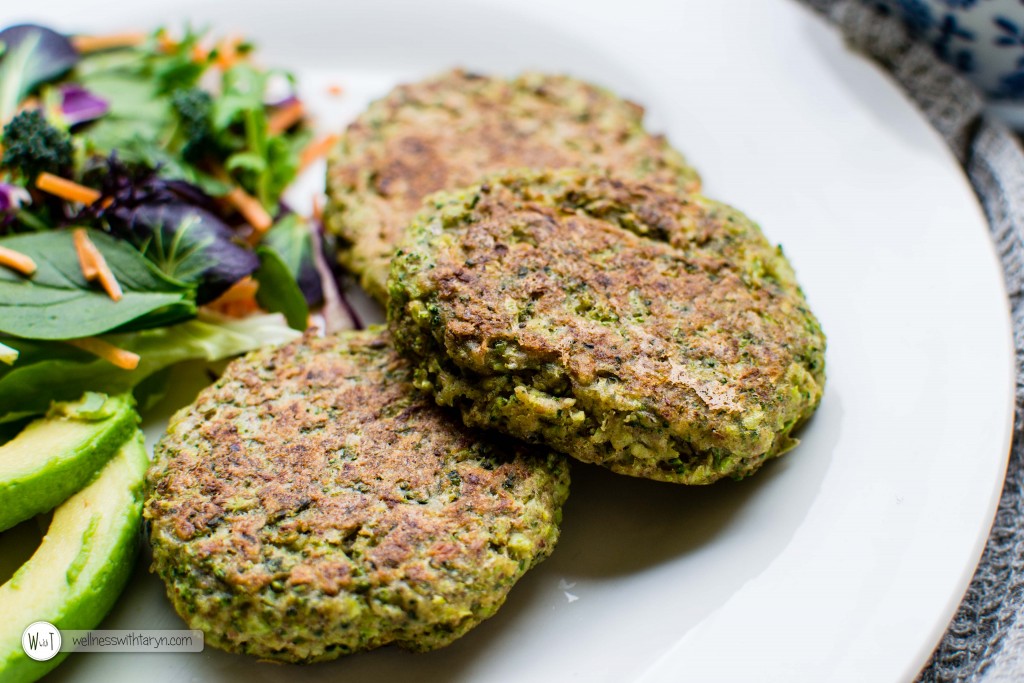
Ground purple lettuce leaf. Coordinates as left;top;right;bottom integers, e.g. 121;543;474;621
75;157;259;303
59;83;109;126
0;24;78;122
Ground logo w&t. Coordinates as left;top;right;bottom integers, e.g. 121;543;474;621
22;621;61;661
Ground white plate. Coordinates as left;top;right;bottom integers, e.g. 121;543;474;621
0;0;1015;681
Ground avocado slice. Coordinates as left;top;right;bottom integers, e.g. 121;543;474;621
0;431;149;683
0;393;138;532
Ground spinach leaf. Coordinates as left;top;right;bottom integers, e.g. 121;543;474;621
77;70;173;153
0;229;195;340
253;246;308;331
262;213;323;306
74;34;204;160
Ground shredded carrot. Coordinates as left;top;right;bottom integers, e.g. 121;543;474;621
15;96;39;115
72;32;147;53
95;263;123;302
72;228;100;280
0;245;37;276
203;276;260;318
72;228;123;302
66;337;140;370
311;195;324;222
299;134;339;171
192;43;210;63
214;36;244;70
36;173;101;205
225;186;273;235
327;84;344;97
156;30;177;53
213;276;259;304
209;163;274;237
267;99;305;135
226;300;259;318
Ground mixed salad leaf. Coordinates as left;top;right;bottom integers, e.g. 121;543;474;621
75;158;259;302
0;228;195;339
0;22;347;422
0;24;78;123
0;312;301;422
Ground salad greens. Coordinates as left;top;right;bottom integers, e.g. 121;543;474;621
0;341;17;365
77;159;259;302
0;24;77;123
0;229;195;339
2;110;73;181
73;31;310;203
253;245;308;331
0;22;344;423
57;83;109;126
263;213;323;305
0;312;301;422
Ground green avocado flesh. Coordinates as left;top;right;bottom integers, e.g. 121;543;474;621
0;431;149;683
0;393;138;532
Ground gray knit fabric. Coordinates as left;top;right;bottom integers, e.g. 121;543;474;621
795;1;1024;680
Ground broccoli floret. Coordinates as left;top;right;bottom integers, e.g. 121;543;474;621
1;110;73;181
171;88;218;163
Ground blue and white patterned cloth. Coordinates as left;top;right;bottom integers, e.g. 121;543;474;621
879;0;1024;99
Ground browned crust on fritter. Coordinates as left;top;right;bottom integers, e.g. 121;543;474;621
324;69;701;301
144;329;569;662
388;170;825;483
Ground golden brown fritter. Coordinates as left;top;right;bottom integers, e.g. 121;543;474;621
325;69;701;301
388;169;825;484
145;329;569;663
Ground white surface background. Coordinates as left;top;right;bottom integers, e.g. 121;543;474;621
0;1;1015;681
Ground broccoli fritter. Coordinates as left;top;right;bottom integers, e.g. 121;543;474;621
145;329;569;662
388;169;825;484
325;69;701;302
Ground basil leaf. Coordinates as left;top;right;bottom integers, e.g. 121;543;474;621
0;229;195;339
253;246;308;331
